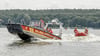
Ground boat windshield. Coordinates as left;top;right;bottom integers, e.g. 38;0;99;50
47;24;60;29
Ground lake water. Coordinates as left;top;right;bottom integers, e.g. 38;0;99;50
0;28;100;56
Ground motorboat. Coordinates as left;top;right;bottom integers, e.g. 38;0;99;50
6;18;63;41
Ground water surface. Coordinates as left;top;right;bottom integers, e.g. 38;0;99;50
0;28;100;56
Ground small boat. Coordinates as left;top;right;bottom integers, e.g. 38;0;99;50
6;19;63;41
74;27;88;37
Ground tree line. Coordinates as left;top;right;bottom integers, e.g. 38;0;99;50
0;9;100;28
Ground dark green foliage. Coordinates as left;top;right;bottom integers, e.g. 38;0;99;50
0;9;100;28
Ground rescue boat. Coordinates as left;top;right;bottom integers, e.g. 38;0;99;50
74;27;88;37
6;19;63;41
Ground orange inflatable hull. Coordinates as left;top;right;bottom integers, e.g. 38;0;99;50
75;32;87;36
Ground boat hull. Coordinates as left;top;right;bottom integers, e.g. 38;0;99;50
75;32;87;36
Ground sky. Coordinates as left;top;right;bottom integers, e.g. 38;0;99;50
0;0;100;10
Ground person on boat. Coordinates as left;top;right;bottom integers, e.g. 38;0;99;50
74;27;79;34
48;28;53;34
40;19;45;28
46;27;53;34
84;27;88;34
74;27;80;36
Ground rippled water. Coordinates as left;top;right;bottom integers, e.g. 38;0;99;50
0;28;100;56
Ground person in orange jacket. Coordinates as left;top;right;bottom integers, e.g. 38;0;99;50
84;27;88;34
48;27;53;34
74;27;79;34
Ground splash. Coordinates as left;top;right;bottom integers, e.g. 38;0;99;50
39;33;100;43
61;33;100;42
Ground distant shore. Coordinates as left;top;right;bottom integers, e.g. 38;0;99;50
0;9;100;28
